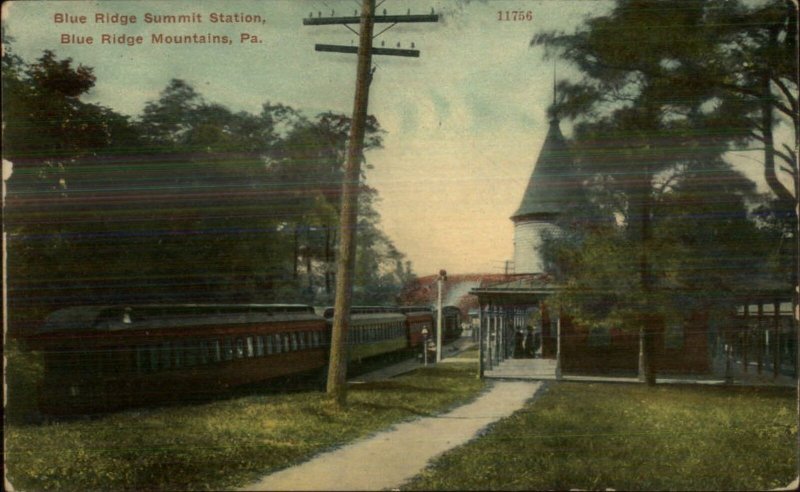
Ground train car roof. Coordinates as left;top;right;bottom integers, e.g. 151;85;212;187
397;306;433;314
348;312;407;322
36;304;318;334
320;306;397;318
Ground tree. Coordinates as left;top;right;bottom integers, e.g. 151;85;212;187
4;51;412;338
532;0;786;383
3;48;142;332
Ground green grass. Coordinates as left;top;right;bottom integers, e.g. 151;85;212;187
4;339;45;425
451;346;479;359
5;363;485;491
402;382;797;491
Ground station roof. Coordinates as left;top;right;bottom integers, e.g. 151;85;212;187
471;274;561;304
511;117;581;221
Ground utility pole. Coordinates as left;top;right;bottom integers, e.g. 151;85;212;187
304;2;438;407
436;269;446;362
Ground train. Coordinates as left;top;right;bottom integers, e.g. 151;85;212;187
24;303;461;416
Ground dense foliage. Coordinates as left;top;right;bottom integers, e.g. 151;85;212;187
531;0;796;381
2;45;414;335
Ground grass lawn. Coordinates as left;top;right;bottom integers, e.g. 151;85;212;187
451;346;479;359
5;362;484;491
403;382;797;491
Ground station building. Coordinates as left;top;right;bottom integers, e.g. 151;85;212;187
470;112;796;379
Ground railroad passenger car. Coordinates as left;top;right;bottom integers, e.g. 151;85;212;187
440;305;463;342
397;306;434;348
320;307;411;362
345;312;408;361
26;304;329;415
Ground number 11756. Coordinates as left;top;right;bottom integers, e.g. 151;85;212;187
497;10;533;21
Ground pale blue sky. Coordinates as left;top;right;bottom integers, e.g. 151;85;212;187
3;0;787;275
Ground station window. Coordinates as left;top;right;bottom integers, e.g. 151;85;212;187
235;338;245;359
587;327;611;347
255;336;265;356
246;336;254;357
223;338;234;361
664;321;684;349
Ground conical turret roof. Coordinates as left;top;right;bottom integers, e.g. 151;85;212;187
511;116;578;221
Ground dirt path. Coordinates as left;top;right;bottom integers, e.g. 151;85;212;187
240;380;542;491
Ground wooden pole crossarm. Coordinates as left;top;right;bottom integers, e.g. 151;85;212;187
303;14;438;26
315;44;420;57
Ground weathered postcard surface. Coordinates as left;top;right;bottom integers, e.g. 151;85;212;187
3;0;797;490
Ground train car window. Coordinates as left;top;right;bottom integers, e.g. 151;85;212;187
235;338;245;359
148;346;158;372
223;338;234;361
212;340;222;362
199;341;209;365
177;341;186;368
186;342;199;367
255;336;265;356
299;332;307;350
312;331;320;348
290;333;299;351
274;334;281;352
283;334;290;353
267;335;275;354
246;337;254;357
161;342;172;370
136;346;148;374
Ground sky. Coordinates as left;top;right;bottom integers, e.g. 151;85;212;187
2;0;791;277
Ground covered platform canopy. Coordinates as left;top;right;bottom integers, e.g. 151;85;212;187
470;274;563;378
